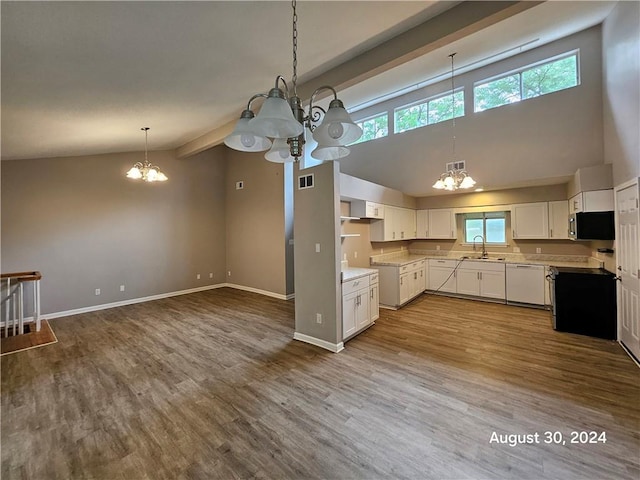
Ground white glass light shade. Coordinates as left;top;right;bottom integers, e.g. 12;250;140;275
224;117;272;152
126;166;142;179
312;101;362;146
459;175;476;189
265;138;295;163
248;95;304;139
311;145;350;161
432;179;445;189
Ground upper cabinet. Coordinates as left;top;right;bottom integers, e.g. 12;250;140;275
569;189;614;214
548;200;569;239
512;202;549;239
416;210;429;238
351;200;384;219
370;206;416;241
428;209;457;239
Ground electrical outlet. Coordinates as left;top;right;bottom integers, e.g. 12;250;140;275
316;313;322;324
196;273;201;280
536;247;542;254
354;251;358;259
315;243;321;253
95;288;101;296
209;273;213;279
228;271;232;277
119;285;125;292
436;245;441;251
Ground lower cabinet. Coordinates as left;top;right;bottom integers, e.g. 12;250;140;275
455;261;506;300
342;271;379;340
378;259;426;308
428;259;506;301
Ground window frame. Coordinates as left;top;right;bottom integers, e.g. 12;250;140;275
473;50;580;113
463;212;508;246
349;112;389;145
393;87;465;134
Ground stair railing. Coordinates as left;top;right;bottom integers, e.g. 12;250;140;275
1;271;42;336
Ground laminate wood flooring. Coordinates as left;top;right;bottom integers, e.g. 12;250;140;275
2;288;638;479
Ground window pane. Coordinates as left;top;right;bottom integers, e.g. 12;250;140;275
427;91;465;125
394;103;428;133
351;114;388;145
522;55;578;99
474;74;521;112
465;219;484;243
485;218;506;243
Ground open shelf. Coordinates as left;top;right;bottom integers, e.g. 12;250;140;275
340;216;361;221
340;233;361;238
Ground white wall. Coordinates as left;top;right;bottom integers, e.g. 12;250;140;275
602;1;640;185
339;27;604;197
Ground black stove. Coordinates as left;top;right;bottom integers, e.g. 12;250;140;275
548;267;617;340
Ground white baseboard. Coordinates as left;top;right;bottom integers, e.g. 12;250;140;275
43;284;228;320
293;332;344;353
223;283;294;301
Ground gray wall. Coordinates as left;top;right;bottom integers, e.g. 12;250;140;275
224;150;292;297
603;1;640;185
1;148;227;314
294;161;341;346
339;27;604;197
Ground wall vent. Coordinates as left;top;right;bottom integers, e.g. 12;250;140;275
298;174;314;190
445;161;466;171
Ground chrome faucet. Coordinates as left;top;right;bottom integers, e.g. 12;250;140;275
473;234;488;258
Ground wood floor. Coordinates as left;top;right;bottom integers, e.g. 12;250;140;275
1;288;638;479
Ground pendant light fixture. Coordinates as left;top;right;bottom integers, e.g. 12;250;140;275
224;0;362;162
433;53;475;191
126;127;168;182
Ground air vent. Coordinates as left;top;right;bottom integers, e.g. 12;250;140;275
446;161;466;171
298;173;314;190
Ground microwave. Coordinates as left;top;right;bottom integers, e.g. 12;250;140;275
568;212;615;240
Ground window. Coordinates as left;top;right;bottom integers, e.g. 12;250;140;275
350;113;388;145
394;89;464;134
464;212;506;244
474;52;579;112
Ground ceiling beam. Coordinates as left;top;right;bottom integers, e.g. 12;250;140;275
176;1;542;159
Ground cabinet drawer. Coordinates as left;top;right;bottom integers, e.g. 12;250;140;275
459;260;505;272
369;272;379;285
342;276;370;295
428;258;457;268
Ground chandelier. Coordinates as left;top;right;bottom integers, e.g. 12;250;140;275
433;53;475;191
224;0;362;163
126;127;168;182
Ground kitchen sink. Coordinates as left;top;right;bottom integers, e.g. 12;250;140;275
461;256;506;261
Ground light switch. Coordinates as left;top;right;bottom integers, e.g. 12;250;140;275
315;243;321;253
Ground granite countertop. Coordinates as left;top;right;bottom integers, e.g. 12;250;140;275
341;267;378;282
370;251;602;269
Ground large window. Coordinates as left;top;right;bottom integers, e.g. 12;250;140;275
350;113;388;145
394;89;464;134
474;52;579;112
464;212;507;244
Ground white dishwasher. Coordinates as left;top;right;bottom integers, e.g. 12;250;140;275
505;264;545;306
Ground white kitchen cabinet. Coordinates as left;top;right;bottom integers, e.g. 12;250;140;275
377;259;426;307
428;209;457;239
428;259;457;293
505;264;545;305
511;202;549;239
548;200;569;239
369;272;379;322
370;206;416;242
456;260;506;300
342;273;373;339
569;190;614;214
416;210;429;238
351;200;384;219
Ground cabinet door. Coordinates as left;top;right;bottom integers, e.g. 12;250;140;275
456;269;480;296
369;283;379;321
569;193;583;214
416;264;426;294
342;291;357;338
402;208;417;240
479;270;506;300
399;273;412;304
548;201;569;239
428;209;456;239
583;190;614;212
429;266;456;293
512;203;549;239
355;289;371;330
416;210;429;238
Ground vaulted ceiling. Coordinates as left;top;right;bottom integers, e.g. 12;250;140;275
1;1;616;161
